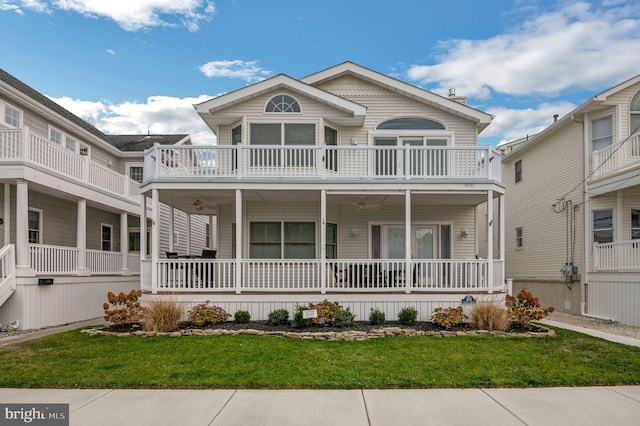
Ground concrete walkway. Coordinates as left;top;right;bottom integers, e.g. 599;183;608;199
1;387;639;425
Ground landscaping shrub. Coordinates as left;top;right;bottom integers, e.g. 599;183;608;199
234;310;251;324
505;289;555;326
293;306;312;328
187;302;230;326
470;303;510;331
309;299;342;325
430;306;467;329
369;308;386;325
332;308;355;327
267;308;290;326
398;307;418;326
103;290;145;327
144;298;183;332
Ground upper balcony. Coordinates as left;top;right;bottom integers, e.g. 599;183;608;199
590;131;640;194
0;127;140;203
143;144;502;184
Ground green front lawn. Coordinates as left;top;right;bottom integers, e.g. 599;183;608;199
1;327;639;389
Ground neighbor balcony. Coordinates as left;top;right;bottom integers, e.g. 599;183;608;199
143;144;502;182
591;131;640;180
0;127;140;203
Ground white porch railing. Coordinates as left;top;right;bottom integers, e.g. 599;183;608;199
594;240;640;271
0;128;140;203
28;244;140;275
152;259;504;293
144;144;502;182
592;131;640;179
0;244;16;307
30;244;78;274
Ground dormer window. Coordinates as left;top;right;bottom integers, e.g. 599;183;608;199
265;95;301;113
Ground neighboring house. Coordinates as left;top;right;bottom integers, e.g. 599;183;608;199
140;62;506;320
498;74;640;326
0;69;212;329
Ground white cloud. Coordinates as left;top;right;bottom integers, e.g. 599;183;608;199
1;0;216;32
106;49;115;55
407;1;640;98
481;101;577;145
50;95;218;145
199;60;271;83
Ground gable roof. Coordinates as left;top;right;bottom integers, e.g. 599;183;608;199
502;72;640;161
194;73;367;129
301;62;494;132
0;68;189;154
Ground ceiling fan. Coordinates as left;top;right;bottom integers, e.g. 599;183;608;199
351;200;380;211
192;196;207;211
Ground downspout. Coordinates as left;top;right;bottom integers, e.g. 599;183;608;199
581;113;615;322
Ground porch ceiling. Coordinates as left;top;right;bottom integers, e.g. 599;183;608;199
159;189;488;215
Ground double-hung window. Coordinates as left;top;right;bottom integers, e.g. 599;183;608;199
593;209;613;243
515;227;523;249
101;224;113;251
591;116;613;152
515;160;522;183
249;123;316;166
49;126;90;157
28;209;42;244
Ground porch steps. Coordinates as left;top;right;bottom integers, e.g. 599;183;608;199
0;245;16;308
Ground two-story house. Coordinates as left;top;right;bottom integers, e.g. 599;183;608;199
140;62;506;320
0;69;212;329
500;73;640;327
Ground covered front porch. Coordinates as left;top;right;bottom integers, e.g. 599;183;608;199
140;186;505;296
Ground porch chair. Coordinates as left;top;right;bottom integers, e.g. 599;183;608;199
201;249;217;259
166;252;179;258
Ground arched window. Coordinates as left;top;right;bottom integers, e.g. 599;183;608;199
631;91;640;134
266;95;301;113
377;117;445;130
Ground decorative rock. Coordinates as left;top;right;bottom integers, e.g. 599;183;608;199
243;329;264;335
476;330;490;335
133;331;146;336
285;332;302;339
422;330;435;336
169;332;181;337
456;331;466;337
116;333;131;337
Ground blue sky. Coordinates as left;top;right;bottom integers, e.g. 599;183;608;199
1;0;639;146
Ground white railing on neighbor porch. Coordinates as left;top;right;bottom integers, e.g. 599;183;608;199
144;144;502;182
592;131;640;179
28;244;140;275
594;240;640;271
0;245;16;307
152;259;504;293
0;128;140;203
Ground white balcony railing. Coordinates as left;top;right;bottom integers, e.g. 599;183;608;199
0;128;140;203
28;244;140;275
144;144;502;182
594;240;640;271
592;131;640;179
152;259;504;293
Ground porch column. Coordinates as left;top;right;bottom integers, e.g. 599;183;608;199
151;189;160;294
120;212;130;275
15;180;33;274
405;189;411;294
487;190;494;293
320;189;327;294
168;207;175;253
140;195;147;261
186;214;191;256
210;215;215;249
235;189;242;294
3;183;10;245
499;193;505;271
76;199;89;276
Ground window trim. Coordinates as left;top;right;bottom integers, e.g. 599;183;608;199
592;209;614;244
515;159;522;183
126;162;145;183
515;227;523;249
264;94;302;114
249;122;317;146
28;208;43;244
1;101;23;128
101;223;113;251
249;220;316;259
590;115;613;152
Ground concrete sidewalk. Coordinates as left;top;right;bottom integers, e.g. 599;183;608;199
1;387;639;425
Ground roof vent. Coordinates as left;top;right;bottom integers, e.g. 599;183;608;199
553;114;559;122
448;88;468;105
